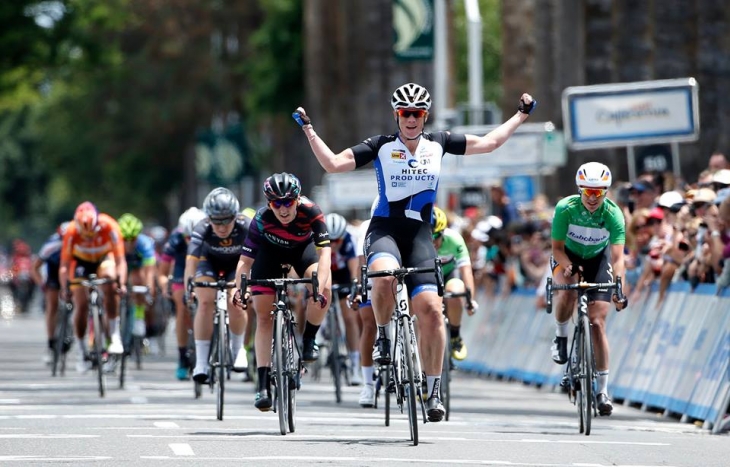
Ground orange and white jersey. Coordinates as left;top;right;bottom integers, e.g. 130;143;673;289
61;213;125;264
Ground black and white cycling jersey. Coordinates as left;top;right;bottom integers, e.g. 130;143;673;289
351;132;466;223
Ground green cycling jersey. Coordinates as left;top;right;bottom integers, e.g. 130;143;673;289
551;194;625;259
437;227;471;277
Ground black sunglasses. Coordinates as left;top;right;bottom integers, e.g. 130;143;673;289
209;215;235;225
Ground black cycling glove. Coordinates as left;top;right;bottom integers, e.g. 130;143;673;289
518;98;537;115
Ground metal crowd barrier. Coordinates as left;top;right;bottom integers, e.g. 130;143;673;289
460;282;730;434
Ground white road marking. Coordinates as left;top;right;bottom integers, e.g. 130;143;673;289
136;456;676;467
0;456;112;461
0;434;99;439
130;396;148;404
169;443;195;456
0;399;20;404
154;422;179;428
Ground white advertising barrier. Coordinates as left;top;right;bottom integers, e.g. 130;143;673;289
629;283;690;409
610;287;662;402
684;285;730;423
461;284;729;431
604;284;652;399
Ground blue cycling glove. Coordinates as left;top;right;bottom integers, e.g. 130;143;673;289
518;98;537;115
292;109;311;127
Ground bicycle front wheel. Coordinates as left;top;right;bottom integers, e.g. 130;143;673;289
579;315;593;436
287;323;297;433
328;308;343;403
216;318;227;421
91;307;106;398
52;305;69;377
273;309;288;435
402;319;419;446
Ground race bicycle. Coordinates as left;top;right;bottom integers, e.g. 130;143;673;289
545;275;623;435
240;269;319;436
360;258;444;446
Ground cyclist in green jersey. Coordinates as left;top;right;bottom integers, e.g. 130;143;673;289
432;207;477;360
550;162;628;416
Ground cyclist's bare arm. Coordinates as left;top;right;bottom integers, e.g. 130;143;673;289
458;263;477;314
295;107;356;174
463;93;534;155
551;239;574;277
182;255;200;294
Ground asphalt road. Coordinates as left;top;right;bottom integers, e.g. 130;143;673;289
1;302;728;466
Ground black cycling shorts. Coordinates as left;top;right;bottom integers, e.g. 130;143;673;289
250;241;319;295
364;217;438;297
550;246;614;302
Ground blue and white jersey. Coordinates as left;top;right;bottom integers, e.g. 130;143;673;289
352;132;467;223
38;233;63;266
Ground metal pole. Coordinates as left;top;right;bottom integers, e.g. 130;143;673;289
627;146;636;182
465;0;482;125
434;0;448;130
671;141;681;180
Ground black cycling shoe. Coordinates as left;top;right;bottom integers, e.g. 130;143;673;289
192;372;209;384
551;336;568;364
302;339;320;363
372;337;391;365
597;393;613;416
426;396;445;422
254;391;272;412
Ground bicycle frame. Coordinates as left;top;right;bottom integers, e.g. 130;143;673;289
440;289;473;421
240;271;319;436
361;258;444;446
188;276;235;421
545;275;622;436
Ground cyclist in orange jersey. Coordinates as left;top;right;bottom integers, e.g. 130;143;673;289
59;201;128;373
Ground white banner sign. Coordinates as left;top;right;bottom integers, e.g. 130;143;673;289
562;78;700;150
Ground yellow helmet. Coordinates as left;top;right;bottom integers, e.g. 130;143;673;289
431;207;448;235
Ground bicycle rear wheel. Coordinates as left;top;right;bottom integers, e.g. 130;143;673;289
216;318;227;421
579;315;593;436
441;319;451;421
91;305;107;398
383;365;391;426
273;309;288;435
402;318;419;446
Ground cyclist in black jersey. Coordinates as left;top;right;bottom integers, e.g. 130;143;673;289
293;82;536;422
234;172;332;411
184;187;251;383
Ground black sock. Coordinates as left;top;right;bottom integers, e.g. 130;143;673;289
450;325;460;340
178;347;187;365
257;367;270;392
377;325;388;340
48;338;55;350
303;321;320;340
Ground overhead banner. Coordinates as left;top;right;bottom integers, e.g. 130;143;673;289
393;0;434;61
562;78;700;150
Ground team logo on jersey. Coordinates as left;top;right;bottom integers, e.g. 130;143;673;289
220;238;233;247
407;159;419;168
391;149;406;160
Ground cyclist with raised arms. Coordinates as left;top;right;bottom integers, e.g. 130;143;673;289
184;188;251;384
431;207;477;360
159;206;206;380
118;213;157;339
293;82;536;421
550;162;628;416
326;212;362;385
234;172;332;412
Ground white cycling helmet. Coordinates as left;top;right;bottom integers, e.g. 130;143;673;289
575;162;612;189
178;207;206;237
325;213;348;240
391;83;432;110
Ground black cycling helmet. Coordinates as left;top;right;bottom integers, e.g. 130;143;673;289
263;172;302;201
203;187;240;220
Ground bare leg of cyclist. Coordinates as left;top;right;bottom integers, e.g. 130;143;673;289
412;291;446;422
228;290;248;373
358;303;376;407
301;263;331;363
252;294;276;410
172;287;191;379
368;257;398;365
44;288;60;362
192;282;216;382
590;301;613;415
340;297;361;385
71;287;91;373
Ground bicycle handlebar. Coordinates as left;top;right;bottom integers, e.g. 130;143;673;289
443;288;474;311
545;276;623;314
189;278;237;290
240;272;320;303
70;274;117;289
360;258;444;303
